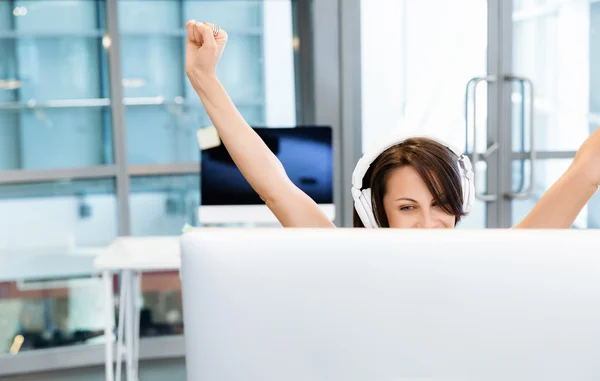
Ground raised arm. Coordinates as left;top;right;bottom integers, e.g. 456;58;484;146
185;21;333;228
513;126;600;228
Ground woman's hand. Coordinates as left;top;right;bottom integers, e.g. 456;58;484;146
185;20;228;90
570;126;600;188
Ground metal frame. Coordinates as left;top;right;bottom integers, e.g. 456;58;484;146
0;166;117;185
312;0;362;227
495;0;515;228
0;336;185;377
105;0;131;235
512;151;577;160
292;0;316;125
312;0;343;227
128;163;200;177
338;0;363;227
483;0;503;228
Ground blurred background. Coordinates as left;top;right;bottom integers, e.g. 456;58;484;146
0;0;599;380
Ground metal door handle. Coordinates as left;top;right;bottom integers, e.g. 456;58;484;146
466;75;498;202
504;75;535;199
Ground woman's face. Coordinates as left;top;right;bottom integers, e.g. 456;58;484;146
382;166;456;229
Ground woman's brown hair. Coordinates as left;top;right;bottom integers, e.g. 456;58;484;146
353;137;466;227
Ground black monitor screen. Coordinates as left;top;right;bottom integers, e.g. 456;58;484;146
201;126;333;206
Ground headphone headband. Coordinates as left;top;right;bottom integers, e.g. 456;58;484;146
351;133;463;189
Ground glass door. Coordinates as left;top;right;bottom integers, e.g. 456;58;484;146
502;0;600;228
464;0;600;228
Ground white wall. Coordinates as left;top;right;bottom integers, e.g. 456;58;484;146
360;0;405;151
361;0;487;152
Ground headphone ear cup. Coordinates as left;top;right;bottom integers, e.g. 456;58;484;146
352;187;373;228
462;176;471;214
458;155;475;214
351;187;378;228
359;188;378;228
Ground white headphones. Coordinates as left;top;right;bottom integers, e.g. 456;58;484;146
351;133;475;228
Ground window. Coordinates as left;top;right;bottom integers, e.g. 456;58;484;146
0;178;117;354
0;0;112;170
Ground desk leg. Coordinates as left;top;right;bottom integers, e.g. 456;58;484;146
103;270;114;381
125;270;135;381
133;271;141;380
116;270;128;381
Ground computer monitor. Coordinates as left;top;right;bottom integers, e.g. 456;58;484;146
180;228;600;381
199;126;334;224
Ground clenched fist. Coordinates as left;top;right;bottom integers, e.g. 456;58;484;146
185;20;228;90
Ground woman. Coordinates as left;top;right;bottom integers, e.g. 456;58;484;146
185;20;600;229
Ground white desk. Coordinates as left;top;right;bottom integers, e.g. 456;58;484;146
0;247;103;283
93;236;181;381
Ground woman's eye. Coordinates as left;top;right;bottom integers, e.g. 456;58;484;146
400;205;415;211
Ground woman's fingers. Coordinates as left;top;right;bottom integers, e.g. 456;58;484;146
186;20;197;43
196;22;217;50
